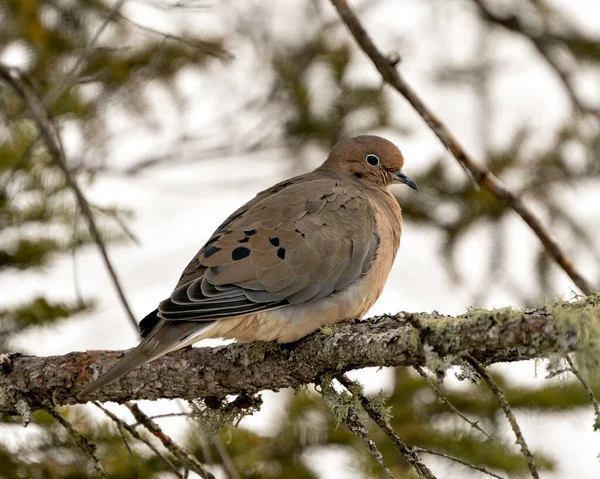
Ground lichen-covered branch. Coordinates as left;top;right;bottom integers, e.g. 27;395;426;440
337;374;438;479
1;295;598;415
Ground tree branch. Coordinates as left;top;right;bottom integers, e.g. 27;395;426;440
343;407;397;479
466;356;540;479
0;65;139;331
470;0;598;116
126;402;215;479
328;0;596;296
337;374;438;479
93;401;183;476
1;295;597;415
43;406;107;478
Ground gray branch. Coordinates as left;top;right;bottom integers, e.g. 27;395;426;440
1;295;598;415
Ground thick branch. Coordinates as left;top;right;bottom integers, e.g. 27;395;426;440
1;296;598;415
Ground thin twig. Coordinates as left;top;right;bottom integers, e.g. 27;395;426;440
329;0;595;296
337;375;438;479
414;447;506;479
345;407;396;479
466;356;540;479
115;421;134;457
413;366;503;448
0;135;38;193
126;402;215;479
470;0;597;116
93;402;183;477
91;203;141;246
565;355;600;431
115;12;231;60
0;66;139;331
71;208;86;306
43;0;127;108
214;437;241;479
142;412;191;421
43;406;107;478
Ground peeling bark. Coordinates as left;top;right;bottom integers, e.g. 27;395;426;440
1;297;596;416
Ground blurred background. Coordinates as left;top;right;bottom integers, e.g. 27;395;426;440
1;0;600;477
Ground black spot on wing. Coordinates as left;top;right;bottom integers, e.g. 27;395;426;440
277;247;286;260
206;234;221;245
244;229;257;236
353;172;363;179
232;246;251;260
238;236;250;243
269;237;280;247
204;246;221;258
217;209;246;231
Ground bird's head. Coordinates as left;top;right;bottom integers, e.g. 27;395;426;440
322;135;418;190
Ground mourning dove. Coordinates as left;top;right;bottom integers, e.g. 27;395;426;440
78;135;417;398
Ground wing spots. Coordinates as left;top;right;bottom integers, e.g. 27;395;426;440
204;245;222;258
272;179;295;192
206;234;221;245
219;209;246;230
244;229;257;236
353;172;363;179
294;228;305;238
232;246;251;260
277;247;286;260
238;236;250;243
269;237;280;247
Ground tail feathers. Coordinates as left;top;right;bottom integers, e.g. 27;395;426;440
139;308;160;338
78;319;213;399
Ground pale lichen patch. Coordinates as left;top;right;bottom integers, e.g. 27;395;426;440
15;398;31;427
550;293;600;377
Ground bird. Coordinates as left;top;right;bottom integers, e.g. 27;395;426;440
78;135;418;399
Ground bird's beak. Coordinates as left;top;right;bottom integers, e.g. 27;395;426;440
394;171;418;191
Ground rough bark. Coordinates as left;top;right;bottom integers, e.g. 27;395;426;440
1;295;598;416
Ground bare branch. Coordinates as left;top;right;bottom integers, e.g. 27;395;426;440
328;0;596;296
43;406;107;478
43;0;127;108
466;356;540;479
2;295;597;414
0;65;139;331
126;402;215;479
565;355;600;431
115;12;232;61
214;437;241;479
93;401;183;477
470;0;598;116
413;366;501;447
414;447;506;479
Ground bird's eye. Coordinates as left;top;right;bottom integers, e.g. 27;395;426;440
365;154;380;166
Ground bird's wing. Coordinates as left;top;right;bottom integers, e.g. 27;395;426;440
151;174;379;328
78;174;380;399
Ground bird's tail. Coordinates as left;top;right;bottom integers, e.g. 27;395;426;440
77;317;214;399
